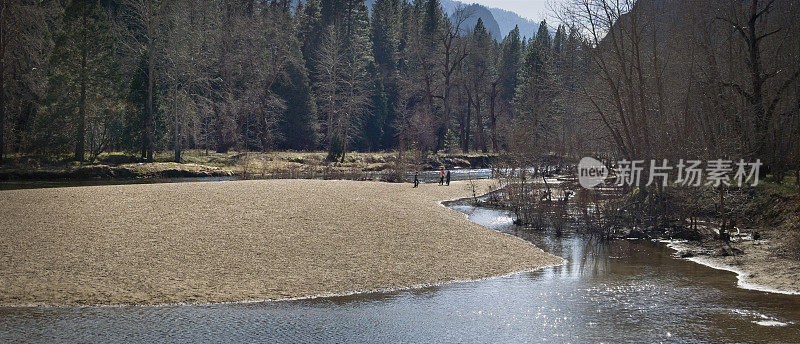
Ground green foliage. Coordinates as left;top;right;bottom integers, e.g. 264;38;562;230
372;0;402;73
40;0;123;160
123;51;163;156
443;129;459;153
423;0;442;36
362;73;389;151
512;20;556;153
327;129;345;162
498;25;523;103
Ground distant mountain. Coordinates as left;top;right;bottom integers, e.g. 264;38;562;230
439;0;540;39
488;7;540;40
456;4;503;40
297;0;538;40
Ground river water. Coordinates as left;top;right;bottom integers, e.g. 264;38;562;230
2;199;799;342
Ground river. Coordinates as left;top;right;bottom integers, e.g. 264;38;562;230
1;193;799;342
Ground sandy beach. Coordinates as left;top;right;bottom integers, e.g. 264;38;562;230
0;179;562;306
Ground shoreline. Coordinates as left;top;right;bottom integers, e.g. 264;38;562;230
0;179;561;307
0;152;497;183
4;265;559;309
664;240;800;295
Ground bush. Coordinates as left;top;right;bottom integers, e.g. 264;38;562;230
326;131;345;162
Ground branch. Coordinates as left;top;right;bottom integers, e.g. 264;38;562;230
766;68;800;118
722;82;754;104
754;0;777;20
715;16;749;44
756;27;781;42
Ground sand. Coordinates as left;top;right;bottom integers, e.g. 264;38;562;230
668;239;800;295
0;179;562;306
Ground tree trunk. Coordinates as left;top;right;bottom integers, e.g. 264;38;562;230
173;90;181;163
145;43;155;161
748;0;767;163
474;95;486;153
458;93;466;152
215;111;226;153
489;83;498;152
0;53;4;164
0;9;4;164
74;8;88;162
464;88;471;152
719;187;728;242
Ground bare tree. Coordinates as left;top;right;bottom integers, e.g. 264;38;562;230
0;0;50;163
716;0;800;169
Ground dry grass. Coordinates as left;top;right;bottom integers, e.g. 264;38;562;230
0;179;561;306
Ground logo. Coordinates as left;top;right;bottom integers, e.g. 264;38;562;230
578;157;608;189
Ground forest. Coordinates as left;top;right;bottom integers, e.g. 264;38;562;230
0;0;798;179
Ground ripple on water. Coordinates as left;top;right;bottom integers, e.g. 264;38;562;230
731;309;792;327
2;205;800;343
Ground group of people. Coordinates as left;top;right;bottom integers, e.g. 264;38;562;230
413;169;451;188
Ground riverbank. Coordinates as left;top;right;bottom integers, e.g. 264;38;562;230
0;179;562;306
0;151;497;182
487;175;800;295
667;180;800;295
667;237;800;295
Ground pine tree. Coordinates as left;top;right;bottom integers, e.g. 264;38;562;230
553;24;566;57
339;3;373;159
362;70;389;151
423;0;442;37
371;0;401;74
535;20;551;56
465;18;494;152
0;1;51;163
370;0;402;150
298;0;325;93
498;25;523;105
44;0;121;161
274;37;318;151
513;20;556;155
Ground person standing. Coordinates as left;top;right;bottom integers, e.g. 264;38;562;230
413;171;420;188
439;168;445;186
446;170;451;186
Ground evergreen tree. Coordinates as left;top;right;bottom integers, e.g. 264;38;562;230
498;25;523;105
124;51;163;157
553;24;566;57
465;18;494;152
535;20;551;55
298;0;324;82
371;0;401;74
371;0;402;150
274;49;318;150
513;21;556;154
362;70;389;151
423;0;442;36
43;0;121;161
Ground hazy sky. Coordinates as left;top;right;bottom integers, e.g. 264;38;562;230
464;0;565;21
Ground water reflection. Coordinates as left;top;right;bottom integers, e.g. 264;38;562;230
1;205;799;343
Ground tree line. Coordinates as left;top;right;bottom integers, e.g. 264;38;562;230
0;0;591;164
1;0;798;178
